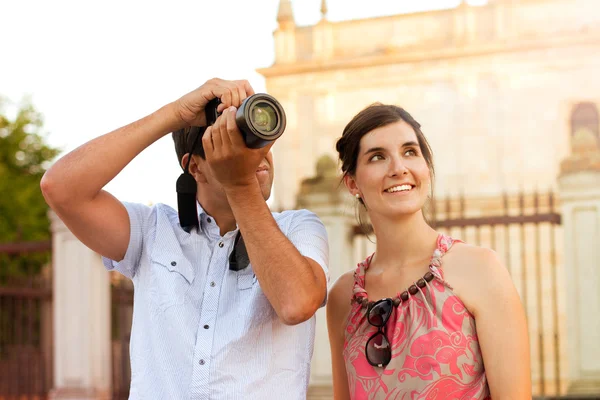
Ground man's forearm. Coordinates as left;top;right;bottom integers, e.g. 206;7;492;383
42;102;183;206
225;182;326;325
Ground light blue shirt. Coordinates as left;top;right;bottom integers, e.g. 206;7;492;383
103;202;329;399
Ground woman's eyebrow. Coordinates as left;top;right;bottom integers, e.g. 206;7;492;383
363;141;419;156
402;141;419;147
362;146;386;156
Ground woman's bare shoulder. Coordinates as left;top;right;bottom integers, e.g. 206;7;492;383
443;241;514;315
329;270;356;306
444;242;498;264
444;241;504;275
327;269;356;325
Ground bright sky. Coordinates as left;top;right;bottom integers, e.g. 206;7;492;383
2;0;484;208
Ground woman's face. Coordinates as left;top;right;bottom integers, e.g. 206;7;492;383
345;120;431;220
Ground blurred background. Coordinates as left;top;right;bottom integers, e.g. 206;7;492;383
1;0;599;398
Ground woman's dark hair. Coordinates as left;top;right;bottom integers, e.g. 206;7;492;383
336;103;434;179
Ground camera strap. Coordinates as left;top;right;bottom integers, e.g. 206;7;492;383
229;231;250;271
176;126;205;233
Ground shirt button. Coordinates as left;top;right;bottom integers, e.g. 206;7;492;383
171;261;177;266
204;324;209;329
210;281;216;287
218;242;224;248
199;359;205;365
207;217;212;223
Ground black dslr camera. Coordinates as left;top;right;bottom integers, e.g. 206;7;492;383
205;93;286;148
176;93;286;233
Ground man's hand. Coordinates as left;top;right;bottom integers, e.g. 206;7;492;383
202;106;273;189
175;78;254;128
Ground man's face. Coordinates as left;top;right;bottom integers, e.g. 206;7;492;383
195;150;275;204
254;150;275;201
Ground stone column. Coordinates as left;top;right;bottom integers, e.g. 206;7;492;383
274;0;296;64
558;129;600;395
453;1;468;44
48;212;112;399
312;20;334;62
297;156;355;399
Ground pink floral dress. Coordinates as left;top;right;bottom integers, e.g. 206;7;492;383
343;234;491;399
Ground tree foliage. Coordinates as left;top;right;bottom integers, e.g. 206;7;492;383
0;97;60;281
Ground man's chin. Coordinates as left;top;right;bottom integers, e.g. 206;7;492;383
261;187;272;202
258;180;272;201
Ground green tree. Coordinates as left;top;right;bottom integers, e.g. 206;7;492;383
0;97;60;281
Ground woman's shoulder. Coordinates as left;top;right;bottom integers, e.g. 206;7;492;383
327;270;356;325
445;241;502;271
329;269;356;306
443;241;514;315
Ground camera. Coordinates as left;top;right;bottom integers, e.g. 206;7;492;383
205;93;286;149
176;93;286;232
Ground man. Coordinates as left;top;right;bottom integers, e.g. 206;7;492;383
40;78;329;399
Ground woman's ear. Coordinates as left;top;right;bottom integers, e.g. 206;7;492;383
343;174;359;197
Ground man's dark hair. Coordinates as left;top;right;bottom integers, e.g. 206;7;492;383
172;127;206;168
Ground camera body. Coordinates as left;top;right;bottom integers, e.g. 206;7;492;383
176;93;287;232
205;93;286;149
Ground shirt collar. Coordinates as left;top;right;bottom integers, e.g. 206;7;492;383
196;202;238;239
197;202;217;239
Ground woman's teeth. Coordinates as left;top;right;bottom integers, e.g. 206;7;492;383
386;185;412;193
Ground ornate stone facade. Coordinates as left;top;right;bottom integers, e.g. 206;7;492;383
260;0;600;212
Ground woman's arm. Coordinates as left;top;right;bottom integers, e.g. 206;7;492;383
448;245;532;399
327;271;354;400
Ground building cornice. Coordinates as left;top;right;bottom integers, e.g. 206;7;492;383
259;32;600;78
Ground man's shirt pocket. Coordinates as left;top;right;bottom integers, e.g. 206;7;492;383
148;249;195;312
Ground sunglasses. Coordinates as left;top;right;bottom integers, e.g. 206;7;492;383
365;298;393;368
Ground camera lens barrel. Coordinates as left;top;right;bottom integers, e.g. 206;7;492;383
236;94;286;149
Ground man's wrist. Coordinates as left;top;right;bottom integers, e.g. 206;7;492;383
163;101;190;132
223;179;260;196
223;179;266;207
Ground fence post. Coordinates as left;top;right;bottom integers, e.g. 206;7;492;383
557;128;600;395
48;212;112;399
296;155;355;398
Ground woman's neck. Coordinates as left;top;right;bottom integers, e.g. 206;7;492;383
369;211;439;272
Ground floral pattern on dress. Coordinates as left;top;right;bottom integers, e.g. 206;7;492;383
343;235;491;400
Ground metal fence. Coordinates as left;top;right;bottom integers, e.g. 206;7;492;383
0;241;52;400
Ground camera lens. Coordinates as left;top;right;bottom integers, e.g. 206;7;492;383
251;102;278;134
236;93;286;149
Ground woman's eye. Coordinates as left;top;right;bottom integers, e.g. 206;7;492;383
369;154;384;162
404;149;417;156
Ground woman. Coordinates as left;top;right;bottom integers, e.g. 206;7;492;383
327;104;531;399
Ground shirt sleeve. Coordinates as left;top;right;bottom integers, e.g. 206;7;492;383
101;201;153;279
286;209;330;307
